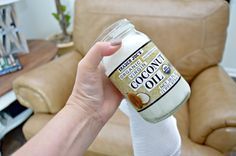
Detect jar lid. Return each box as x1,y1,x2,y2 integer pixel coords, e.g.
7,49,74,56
95,19,134,42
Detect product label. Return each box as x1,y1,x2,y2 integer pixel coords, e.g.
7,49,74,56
109,41,181,112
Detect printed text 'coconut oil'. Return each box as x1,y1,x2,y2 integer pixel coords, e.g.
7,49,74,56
95,19,191,123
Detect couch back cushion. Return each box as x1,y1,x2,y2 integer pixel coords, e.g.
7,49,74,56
73,0,228,82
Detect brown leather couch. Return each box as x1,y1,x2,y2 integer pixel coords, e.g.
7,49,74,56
13,0,236,155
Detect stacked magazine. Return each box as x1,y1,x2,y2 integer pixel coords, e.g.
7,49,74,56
0,54,22,76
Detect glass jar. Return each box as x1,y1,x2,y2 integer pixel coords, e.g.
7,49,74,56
95,19,191,123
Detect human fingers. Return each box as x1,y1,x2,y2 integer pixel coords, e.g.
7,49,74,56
80,40,122,70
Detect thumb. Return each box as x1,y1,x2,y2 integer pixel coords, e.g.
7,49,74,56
80,40,122,70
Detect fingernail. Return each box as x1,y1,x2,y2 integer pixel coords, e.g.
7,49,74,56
110,39,122,46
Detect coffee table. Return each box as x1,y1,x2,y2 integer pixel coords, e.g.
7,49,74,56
0,39,58,140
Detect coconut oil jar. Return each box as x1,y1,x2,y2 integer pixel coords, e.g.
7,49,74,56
95,19,191,123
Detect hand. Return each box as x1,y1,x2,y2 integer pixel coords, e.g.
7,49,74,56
67,41,123,125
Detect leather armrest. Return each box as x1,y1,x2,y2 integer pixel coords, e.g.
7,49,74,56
13,51,83,113
23,113,54,140
205,127,236,153
189,66,236,152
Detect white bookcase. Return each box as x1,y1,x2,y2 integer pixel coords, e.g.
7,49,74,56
0,91,32,140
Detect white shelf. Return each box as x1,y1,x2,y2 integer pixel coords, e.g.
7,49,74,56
0,91,16,111
0,90,32,142
0,108,33,140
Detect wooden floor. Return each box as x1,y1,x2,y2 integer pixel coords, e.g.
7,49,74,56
0,123,26,156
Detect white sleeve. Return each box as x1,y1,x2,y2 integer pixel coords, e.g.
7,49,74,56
119,100,181,156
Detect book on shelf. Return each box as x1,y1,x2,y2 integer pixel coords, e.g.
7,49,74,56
0,54,22,76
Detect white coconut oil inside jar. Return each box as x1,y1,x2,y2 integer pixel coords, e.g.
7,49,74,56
95,19,191,123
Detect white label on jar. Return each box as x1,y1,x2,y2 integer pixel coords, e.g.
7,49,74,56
108,41,181,112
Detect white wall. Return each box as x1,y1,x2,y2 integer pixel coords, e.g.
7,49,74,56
14,0,75,39
221,0,236,77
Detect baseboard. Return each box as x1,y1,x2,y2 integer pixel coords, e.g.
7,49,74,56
222,67,236,78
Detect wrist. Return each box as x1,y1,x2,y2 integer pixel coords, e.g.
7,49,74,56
34,100,105,156
65,96,105,127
